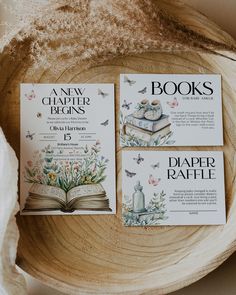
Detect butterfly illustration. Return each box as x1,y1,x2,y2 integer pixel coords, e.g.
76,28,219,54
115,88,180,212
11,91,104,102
138,87,147,94
26,131,35,140
151,162,160,169
148,174,161,186
167,97,179,108
133,153,144,165
125,169,136,177
101,119,109,126
37,112,42,118
122,99,132,110
25,90,36,101
98,88,108,98
124,75,136,86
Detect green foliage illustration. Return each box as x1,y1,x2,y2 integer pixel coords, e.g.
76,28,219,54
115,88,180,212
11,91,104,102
24,142,108,192
122,191,168,226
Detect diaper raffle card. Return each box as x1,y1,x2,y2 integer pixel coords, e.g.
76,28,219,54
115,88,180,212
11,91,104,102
20,84,116,215
120,74,223,147
122,151,225,226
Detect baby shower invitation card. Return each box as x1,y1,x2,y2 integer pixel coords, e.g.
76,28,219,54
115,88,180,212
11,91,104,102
20,83,116,215
122,151,225,226
120,74,223,147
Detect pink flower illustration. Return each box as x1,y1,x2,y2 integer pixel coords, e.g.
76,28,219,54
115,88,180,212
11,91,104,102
37,175,42,181
27,160,33,167
74,166,79,172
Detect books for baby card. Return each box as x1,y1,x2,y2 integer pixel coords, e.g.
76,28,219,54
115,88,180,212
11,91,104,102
20,84,116,215
120,74,223,147
122,151,225,226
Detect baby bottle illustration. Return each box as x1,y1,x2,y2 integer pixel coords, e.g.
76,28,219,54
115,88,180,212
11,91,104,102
132,181,146,213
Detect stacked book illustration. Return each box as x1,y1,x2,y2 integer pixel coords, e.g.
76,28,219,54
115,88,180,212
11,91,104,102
124,99,171,143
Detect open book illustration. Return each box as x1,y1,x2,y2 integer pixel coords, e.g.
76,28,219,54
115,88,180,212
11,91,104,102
23,183,111,212
22,142,112,214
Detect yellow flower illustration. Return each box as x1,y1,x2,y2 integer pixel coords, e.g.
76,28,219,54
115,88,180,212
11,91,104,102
48,172,57,182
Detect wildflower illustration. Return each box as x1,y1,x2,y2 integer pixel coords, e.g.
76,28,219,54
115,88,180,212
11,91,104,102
24,142,109,192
